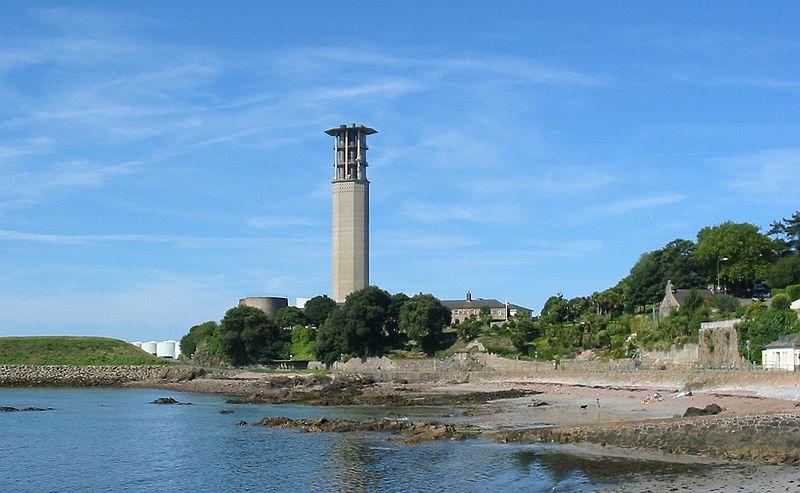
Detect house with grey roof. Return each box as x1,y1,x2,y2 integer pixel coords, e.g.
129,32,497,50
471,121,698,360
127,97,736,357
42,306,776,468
659,281,755,317
441,291,532,325
761,333,800,371
659,280,714,317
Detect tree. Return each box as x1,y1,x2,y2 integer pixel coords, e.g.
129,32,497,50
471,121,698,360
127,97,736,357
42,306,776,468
313,286,393,365
507,312,541,354
218,305,289,365
180,321,218,357
592,281,627,317
540,294,571,324
385,292,410,346
303,295,338,327
456,316,483,342
779,211,800,254
314,310,348,366
275,306,307,329
398,294,451,354
766,254,800,288
711,294,740,317
737,308,800,363
695,222,775,296
626,239,702,311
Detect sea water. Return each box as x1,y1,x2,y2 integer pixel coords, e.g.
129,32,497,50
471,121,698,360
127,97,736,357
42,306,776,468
0,387,709,492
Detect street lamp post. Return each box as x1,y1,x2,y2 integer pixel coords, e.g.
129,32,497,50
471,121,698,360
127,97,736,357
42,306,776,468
717,257,729,293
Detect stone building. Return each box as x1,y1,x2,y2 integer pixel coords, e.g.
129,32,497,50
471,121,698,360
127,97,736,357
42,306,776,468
441,292,532,325
659,280,714,317
326,124,375,303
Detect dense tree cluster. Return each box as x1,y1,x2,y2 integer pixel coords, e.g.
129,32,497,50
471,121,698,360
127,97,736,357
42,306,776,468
506,211,800,362
181,288,453,367
315,287,453,366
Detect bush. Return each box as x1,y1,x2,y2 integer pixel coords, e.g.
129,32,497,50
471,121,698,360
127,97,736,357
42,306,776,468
771,293,791,310
786,284,800,301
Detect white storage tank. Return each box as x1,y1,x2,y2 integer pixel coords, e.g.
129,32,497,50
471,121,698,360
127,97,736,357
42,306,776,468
156,340,176,358
141,341,158,355
174,340,182,359
129,341,142,349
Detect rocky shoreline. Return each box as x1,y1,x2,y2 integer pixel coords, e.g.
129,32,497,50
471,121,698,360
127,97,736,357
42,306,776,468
245,416,478,443
0,364,205,386
492,412,800,465
4,364,800,467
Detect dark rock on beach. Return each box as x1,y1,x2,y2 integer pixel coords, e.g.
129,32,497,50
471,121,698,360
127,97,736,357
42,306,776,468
683,403,723,417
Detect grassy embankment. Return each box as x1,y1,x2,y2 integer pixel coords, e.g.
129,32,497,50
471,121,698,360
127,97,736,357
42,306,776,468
0,336,167,365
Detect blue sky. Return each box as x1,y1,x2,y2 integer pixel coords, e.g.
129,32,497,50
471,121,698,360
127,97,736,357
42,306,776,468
2,1,799,340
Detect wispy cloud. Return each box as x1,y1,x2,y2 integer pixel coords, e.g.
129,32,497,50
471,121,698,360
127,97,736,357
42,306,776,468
374,231,480,252
0,160,138,212
248,216,315,229
400,201,502,224
573,194,686,218
278,47,605,87
0,229,326,247
461,168,618,197
439,56,605,86
717,148,800,201
668,72,800,90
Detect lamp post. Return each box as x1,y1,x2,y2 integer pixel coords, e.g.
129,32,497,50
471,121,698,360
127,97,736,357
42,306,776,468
717,257,729,293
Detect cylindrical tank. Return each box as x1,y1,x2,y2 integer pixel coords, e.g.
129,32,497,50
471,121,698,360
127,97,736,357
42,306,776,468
129,341,142,349
238,296,289,318
140,341,158,355
156,340,176,358
173,340,182,359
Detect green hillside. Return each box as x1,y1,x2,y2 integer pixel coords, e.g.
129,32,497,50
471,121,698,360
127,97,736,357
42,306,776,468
0,336,167,365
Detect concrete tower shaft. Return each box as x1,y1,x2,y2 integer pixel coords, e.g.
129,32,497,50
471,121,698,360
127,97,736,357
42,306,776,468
325,124,376,303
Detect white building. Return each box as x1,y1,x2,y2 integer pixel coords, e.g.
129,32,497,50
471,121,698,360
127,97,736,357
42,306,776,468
761,333,800,371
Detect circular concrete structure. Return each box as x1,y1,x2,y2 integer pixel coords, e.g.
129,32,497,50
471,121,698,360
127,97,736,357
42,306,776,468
238,296,288,318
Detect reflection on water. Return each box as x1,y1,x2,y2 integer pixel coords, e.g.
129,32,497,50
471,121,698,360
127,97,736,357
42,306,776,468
514,448,710,490
0,388,712,493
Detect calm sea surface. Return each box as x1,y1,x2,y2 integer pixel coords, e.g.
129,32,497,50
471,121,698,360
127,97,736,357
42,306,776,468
1,387,712,492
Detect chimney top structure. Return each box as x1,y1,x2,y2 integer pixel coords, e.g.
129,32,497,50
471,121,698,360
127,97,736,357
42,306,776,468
326,124,376,303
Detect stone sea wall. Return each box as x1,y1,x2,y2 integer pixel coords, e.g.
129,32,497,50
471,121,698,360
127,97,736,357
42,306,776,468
0,365,201,386
498,412,800,464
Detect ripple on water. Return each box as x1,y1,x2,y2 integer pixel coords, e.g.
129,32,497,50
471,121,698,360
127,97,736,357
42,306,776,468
1,388,714,492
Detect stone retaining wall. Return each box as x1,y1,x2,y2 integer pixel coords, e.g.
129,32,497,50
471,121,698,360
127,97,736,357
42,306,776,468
499,412,800,464
0,365,189,386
